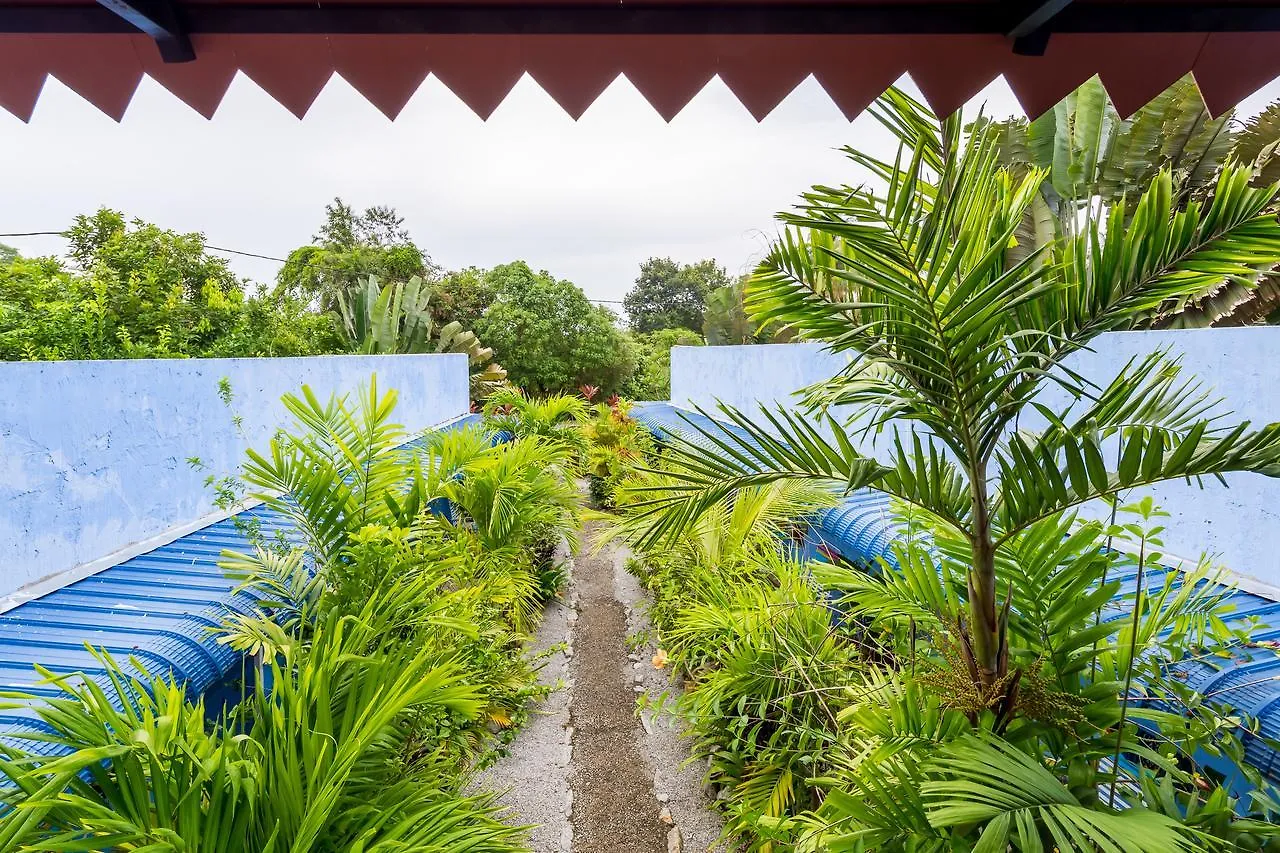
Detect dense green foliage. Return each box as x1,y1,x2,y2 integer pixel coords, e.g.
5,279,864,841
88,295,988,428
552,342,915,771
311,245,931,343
0,208,653,398
579,397,653,508
0,197,767,399
984,75,1280,327
613,439,1280,851
429,266,497,329
607,86,1280,851
276,198,438,309
0,210,339,360
624,257,730,334
476,261,636,395
701,276,795,345
623,327,702,400
0,378,581,850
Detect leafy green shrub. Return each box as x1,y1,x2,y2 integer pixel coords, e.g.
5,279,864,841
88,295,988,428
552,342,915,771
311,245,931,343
581,398,653,508
0,377,584,849
482,387,589,461
474,261,636,395
615,450,1280,850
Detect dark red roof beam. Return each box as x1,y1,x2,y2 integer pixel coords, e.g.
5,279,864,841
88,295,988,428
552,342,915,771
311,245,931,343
4,3,1280,39
95,0,193,60
1007,0,1074,55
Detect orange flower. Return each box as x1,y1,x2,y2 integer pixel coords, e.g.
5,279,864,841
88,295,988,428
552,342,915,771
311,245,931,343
652,649,669,669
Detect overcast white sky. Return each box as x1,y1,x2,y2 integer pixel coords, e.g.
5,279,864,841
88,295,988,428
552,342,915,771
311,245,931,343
4,71,1280,306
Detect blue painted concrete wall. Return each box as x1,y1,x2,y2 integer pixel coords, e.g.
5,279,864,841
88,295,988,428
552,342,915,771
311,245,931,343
1052,329,1280,591
0,355,469,595
670,343,852,422
670,331,1280,590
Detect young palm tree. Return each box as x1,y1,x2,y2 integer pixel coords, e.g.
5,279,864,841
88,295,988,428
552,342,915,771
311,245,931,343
482,388,588,451
632,88,1280,709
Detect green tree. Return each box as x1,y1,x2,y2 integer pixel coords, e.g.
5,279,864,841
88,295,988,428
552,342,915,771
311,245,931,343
0,210,338,360
637,88,1280,703
623,328,702,400
66,208,241,300
276,197,437,309
429,266,496,329
1,210,248,359
203,293,342,358
476,261,635,394
624,257,729,333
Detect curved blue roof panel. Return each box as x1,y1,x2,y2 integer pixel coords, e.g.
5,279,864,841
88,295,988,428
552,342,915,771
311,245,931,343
0,413,481,759
633,402,1280,795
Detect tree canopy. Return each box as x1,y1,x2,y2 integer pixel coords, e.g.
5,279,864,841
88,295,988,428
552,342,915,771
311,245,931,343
475,261,635,395
623,328,702,400
0,208,336,360
428,266,495,329
623,257,729,333
276,198,438,308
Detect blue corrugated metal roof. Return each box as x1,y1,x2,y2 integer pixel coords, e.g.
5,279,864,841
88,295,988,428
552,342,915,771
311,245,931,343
632,401,1280,796
0,413,485,760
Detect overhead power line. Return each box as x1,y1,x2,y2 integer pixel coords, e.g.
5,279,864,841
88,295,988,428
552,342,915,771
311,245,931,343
0,230,627,305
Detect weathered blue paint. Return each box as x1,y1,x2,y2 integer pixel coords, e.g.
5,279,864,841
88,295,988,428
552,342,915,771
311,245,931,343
0,355,470,597
671,332,1280,590
671,343,849,416
1045,329,1280,593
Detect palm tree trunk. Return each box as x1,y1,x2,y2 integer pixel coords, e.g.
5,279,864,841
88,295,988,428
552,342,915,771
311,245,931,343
968,472,1000,688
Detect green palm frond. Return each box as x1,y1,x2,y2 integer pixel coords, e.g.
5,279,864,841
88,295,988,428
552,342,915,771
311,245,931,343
993,419,1280,535
798,750,941,852
972,515,1119,679
1042,165,1280,347
816,531,963,631
219,546,323,622
1032,351,1224,446
1232,98,1280,188
242,377,408,563
622,404,893,550
608,470,837,567
923,736,1196,853
445,435,579,552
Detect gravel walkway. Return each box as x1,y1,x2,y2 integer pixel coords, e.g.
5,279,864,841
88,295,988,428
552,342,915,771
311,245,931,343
482,517,723,852
616,543,725,852
569,517,669,852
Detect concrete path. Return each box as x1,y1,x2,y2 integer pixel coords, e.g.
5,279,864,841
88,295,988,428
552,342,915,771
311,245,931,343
473,537,576,852
481,518,723,852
